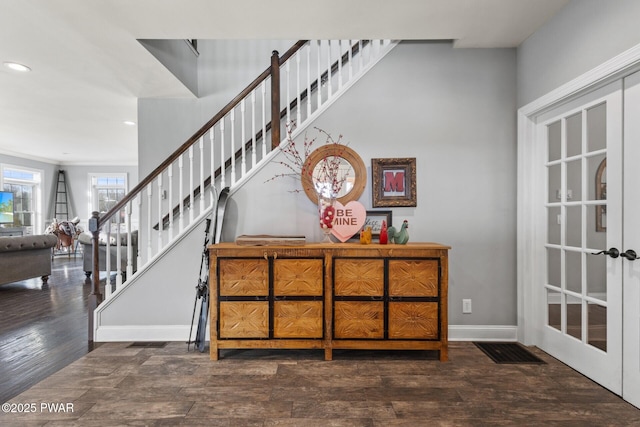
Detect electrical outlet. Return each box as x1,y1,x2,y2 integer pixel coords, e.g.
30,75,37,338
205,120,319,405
463,299,472,314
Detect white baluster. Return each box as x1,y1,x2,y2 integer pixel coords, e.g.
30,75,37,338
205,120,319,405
220,119,226,188
126,201,133,279
261,81,267,157
241,100,246,177
338,40,343,89
359,40,363,71
286,60,291,125
327,40,333,98
251,90,257,168
105,217,112,298
178,155,184,232
157,174,163,251
210,127,215,199
115,212,122,288
296,51,301,124
167,163,173,239
136,193,142,267
317,40,322,108
230,110,236,185
348,39,353,80
189,146,194,223
146,184,152,259
199,136,205,214
306,43,311,118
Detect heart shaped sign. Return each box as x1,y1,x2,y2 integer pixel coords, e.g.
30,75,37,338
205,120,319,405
331,201,366,242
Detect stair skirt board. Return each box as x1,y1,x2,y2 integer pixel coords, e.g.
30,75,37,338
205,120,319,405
95,325,518,342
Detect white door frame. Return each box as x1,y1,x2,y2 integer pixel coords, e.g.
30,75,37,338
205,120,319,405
517,43,640,347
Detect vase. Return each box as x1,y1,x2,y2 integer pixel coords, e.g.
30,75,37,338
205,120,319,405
318,193,336,243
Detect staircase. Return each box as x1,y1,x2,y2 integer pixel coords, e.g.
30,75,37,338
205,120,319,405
91,39,397,341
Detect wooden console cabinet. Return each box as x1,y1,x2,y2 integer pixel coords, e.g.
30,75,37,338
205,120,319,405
208,242,450,361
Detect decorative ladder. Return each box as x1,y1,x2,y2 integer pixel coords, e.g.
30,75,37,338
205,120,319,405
54,170,69,220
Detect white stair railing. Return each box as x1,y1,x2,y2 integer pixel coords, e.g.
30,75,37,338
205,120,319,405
90,39,396,309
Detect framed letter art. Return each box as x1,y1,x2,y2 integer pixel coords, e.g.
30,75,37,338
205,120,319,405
371,158,417,207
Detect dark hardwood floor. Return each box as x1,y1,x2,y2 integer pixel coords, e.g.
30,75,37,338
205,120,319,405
0,255,102,403
1,256,639,424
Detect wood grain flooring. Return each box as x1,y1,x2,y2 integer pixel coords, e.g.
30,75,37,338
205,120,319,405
0,256,102,403
1,257,639,425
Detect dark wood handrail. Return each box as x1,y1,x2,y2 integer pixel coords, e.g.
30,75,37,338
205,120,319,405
98,40,307,229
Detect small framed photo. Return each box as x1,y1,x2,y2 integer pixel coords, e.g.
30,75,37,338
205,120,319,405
363,210,392,237
371,158,417,207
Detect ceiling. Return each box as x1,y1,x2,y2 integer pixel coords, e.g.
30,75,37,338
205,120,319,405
0,0,569,166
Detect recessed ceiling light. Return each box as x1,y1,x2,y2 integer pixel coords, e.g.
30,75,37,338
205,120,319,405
123,121,136,126
3,62,31,72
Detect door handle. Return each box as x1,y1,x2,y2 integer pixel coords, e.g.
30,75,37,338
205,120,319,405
621,249,640,261
592,248,620,258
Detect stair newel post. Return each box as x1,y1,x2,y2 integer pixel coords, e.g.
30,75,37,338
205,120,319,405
88,210,103,342
270,50,280,150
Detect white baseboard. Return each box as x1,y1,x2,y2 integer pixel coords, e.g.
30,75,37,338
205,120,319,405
95,325,206,342
448,325,518,342
96,324,518,343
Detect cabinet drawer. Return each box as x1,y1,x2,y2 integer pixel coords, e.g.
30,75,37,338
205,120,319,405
274,301,323,338
219,302,269,338
334,301,384,339
274,259,323,296
219,259,268,296
334,259,384,296
388,302,438,339
388,259,439,297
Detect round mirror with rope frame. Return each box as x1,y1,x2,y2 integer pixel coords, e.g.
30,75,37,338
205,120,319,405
300,144,366,205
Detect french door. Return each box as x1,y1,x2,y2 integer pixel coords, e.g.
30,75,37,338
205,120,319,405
538,80,623,395
536,75,640,407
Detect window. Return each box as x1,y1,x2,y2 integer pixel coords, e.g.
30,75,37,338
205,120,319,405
1,165,43,234
89,173,128,227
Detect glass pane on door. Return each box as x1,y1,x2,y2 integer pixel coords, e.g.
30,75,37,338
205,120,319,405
566,297,582,341
588,302,607,351
547,288,561,332
545,101,608,353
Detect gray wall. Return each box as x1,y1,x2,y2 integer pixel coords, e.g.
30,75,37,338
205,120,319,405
138,40,295,176
230,41,517,326
517,0,640,107
107,40,517,331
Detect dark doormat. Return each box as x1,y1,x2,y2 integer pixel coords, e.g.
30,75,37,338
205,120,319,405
128,342,167,348
474,342,546,364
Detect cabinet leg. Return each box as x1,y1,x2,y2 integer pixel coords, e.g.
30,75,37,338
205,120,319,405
210,345,219,361
324,348,333,361
439,347,448,362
